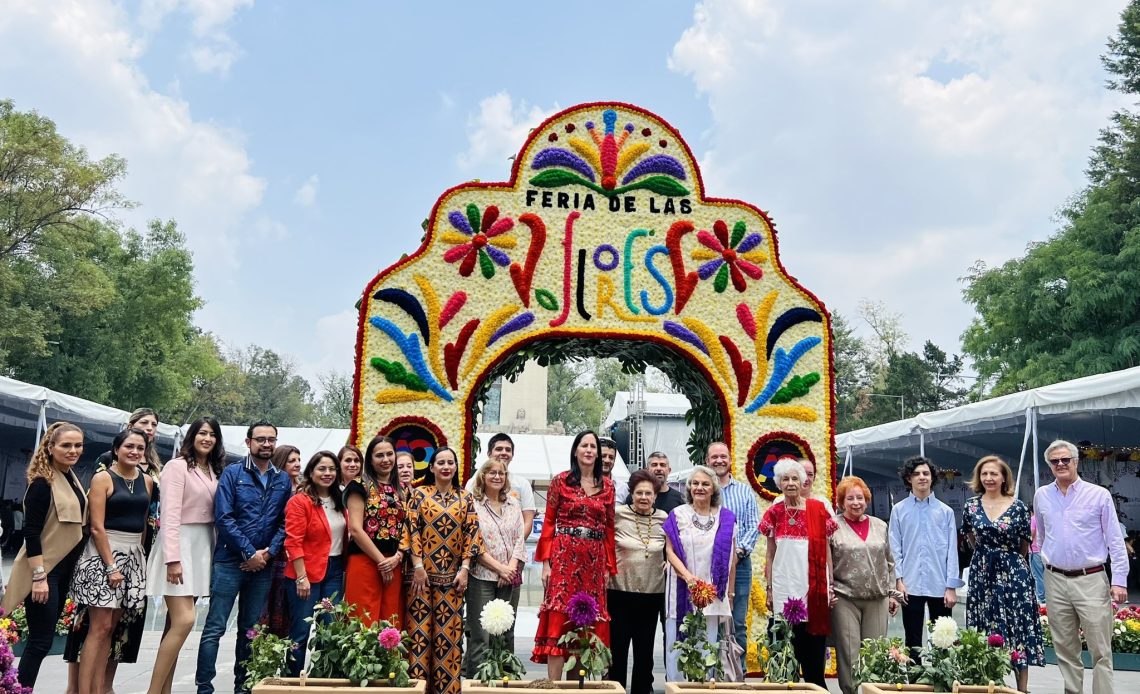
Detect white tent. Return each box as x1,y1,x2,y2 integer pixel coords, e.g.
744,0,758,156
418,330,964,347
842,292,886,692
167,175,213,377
603,391,693,472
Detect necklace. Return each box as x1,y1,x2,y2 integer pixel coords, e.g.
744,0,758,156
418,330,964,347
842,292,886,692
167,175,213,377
633,510,655,558
119,470,140,494
786,504,803,527
692,511,715,532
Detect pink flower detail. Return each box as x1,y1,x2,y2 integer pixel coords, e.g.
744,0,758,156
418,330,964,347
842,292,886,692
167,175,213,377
379,627,401,649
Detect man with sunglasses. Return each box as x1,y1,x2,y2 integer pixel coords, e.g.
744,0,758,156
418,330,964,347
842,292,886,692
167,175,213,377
1034,439,1129,694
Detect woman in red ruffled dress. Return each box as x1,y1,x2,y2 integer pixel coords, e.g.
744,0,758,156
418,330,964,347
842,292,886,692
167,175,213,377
532,430,617,679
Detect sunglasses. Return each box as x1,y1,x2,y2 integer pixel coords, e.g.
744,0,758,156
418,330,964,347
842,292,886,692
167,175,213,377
1047,456,1074,467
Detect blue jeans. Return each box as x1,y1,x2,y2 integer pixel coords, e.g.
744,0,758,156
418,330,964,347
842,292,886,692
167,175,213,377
284,555,346,676
195,559,274,694
1029,552,1046,603
731,555,751,672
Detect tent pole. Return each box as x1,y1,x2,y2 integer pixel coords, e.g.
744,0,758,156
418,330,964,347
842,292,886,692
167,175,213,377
842,448,852,478
919,431,925,457
35,402,47,447
1031,409,1040,492
1015,407,1032,498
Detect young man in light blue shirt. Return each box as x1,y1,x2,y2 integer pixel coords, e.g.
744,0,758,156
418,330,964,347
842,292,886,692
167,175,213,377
888,456,963,659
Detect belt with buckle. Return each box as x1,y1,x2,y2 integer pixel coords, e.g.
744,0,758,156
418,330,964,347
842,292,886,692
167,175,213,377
1046,563,1107,577
555,526,603,541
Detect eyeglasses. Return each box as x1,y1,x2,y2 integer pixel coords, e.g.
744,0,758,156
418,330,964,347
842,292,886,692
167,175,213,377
485,471,506,478
251,436,278,445
1047,456,1074,467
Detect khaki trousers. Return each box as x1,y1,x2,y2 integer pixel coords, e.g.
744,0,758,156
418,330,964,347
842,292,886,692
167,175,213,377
1043,568,1114,694
831,594,889,694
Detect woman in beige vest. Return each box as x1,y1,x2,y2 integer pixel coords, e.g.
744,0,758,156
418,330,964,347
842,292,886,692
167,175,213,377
2,422,88,689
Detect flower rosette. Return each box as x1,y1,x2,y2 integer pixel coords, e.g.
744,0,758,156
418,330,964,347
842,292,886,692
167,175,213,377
689,579,718,610
930,616,958,649
480,598,516,636
567,591,600,628
378,627,402,650
474,600,526,683
781,596,808,625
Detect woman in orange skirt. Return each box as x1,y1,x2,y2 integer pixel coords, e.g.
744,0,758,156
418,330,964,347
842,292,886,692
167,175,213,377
344,435,407,626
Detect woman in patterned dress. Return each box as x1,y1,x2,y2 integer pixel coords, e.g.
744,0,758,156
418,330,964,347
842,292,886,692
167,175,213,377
963,455,1044,693
345,435,407,626
829,476,899,694
406,447,484,694
760,458,837,688
532,430,618,679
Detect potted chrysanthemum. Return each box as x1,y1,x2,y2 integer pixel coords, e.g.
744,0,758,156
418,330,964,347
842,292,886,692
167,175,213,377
557,592,612,681
472,599,526,685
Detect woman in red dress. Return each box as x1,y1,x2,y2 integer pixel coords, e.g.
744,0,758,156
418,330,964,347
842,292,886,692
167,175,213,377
532,430,618,679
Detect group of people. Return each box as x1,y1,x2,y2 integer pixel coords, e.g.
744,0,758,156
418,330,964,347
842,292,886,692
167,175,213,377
2,411,1130,694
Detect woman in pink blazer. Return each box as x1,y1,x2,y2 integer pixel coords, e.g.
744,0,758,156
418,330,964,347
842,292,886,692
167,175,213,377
284,451,348,675
145,417,224,694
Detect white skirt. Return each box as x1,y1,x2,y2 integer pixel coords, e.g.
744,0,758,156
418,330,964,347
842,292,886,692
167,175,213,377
146,522,214,597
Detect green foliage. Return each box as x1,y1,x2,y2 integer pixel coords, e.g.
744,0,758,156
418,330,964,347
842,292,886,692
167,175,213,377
473,633,527,685
853,636,912,688
314,371,354,428
547,361,607,432
831,312,874,432
671,611,720,682
242,624,293,689
910,627,1013,692
556,625,612,680
305,599,411,687
763,615,800,684
770,372,820,404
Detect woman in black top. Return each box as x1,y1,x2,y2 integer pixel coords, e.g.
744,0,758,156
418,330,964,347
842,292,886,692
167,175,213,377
69,428,154,694
0,422,88,689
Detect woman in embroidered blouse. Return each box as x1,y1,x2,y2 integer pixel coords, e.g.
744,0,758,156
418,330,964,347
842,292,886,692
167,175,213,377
406,447,484,694
284,451,348,675
760,458,837,688
963,455,1043,693
338,444,363,490
609,469,668,693
829,475,898,694
464,458,526,677
663,465,736,682
145,417,223,694
3,422,87,689
345,434,407,627
533,430,617,678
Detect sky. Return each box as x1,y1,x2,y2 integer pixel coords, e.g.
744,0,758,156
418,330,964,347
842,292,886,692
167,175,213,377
0,0,1132,391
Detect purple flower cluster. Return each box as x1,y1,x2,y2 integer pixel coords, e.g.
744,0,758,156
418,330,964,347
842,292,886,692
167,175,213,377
567,591,600,628
0,636,28,694
782,597,808,625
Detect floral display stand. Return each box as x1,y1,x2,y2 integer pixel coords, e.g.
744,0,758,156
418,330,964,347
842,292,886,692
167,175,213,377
665,683,827,693
10,634,65,657
859,685,1019,693
252,678,427,693
463,680,624,694
1042,646,1140,671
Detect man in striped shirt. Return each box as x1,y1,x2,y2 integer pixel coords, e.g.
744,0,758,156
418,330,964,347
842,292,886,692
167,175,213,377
708,441,759,673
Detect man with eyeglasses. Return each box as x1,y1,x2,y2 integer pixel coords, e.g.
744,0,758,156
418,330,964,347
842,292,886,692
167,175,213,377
1034,439,1129,694
196,420,292,693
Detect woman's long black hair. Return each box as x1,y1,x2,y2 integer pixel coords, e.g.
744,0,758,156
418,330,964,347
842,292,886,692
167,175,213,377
422,446,458,487
566,430,601,488
179,417,227,477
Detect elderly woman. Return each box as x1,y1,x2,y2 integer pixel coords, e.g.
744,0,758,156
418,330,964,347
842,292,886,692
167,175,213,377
663,465,737,682
963,455,1044,693
760,458,837,688
829,476,898,694
608,469,668,694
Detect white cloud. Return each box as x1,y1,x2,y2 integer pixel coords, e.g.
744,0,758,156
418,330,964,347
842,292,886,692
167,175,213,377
670,0,1128,354
297,309,361,384
251,216,288,240
457,92,556,172
293,174,320,207
139,0,253,74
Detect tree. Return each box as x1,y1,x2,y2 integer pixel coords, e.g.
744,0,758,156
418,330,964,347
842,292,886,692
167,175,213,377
962,0,1140,394
832,312,873,432
237,346,317,426
547,360,606,432
314,370,353,428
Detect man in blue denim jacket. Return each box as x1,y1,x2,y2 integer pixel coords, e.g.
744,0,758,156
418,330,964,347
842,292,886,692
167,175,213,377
196,421,292,693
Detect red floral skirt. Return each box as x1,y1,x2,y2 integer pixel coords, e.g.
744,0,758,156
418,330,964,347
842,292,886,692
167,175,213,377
530,608,611,664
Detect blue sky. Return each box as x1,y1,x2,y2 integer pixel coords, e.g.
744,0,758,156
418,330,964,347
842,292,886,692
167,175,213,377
0,0,1131,389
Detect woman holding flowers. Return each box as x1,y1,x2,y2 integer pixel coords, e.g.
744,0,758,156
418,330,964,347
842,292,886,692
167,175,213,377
829,475,898,694
663,465,737,682
760,458,837,688
406,446,484,694
464,459,526,677
3,422,87,689
962,455,1043,692
609,469,668,693
345,435,407,627
283,451,348,675
533,431,618,680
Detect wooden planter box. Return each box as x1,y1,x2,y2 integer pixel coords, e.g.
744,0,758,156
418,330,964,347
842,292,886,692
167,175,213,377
253,678,427,693
1042,646,1140,671
665,684,827,693
859,685,1019,693
463,681,624,694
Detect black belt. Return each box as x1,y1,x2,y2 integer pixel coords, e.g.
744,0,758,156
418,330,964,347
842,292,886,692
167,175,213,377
555,526,603,541
1046,563,1106,578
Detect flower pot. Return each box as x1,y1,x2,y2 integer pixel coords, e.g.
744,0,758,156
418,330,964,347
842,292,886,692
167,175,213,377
462,680,624,694
10,634,66,657
1042,646,1140,671
858,685,1020,693
253,678,428,693
665,683,827,693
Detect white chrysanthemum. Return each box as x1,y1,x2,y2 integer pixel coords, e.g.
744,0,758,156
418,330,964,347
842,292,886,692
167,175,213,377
930,617,959,649
480,599,516,636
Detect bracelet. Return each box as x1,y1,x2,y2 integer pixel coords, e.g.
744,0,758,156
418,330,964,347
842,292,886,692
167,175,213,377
297,576,308,582
32,576,47,584
414,563,425,570
31,566,46,576
458,566,469,573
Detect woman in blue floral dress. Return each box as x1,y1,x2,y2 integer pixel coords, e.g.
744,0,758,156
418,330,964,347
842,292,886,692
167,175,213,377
963,455,1043,693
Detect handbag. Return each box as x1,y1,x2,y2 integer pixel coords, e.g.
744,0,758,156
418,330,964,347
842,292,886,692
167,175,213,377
718,618,746,682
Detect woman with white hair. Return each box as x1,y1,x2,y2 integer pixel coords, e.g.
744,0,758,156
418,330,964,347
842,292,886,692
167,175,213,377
662,465,738,681
760,458,837,687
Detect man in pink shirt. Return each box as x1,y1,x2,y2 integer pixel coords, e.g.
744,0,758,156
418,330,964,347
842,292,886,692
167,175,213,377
1034,439,1129,694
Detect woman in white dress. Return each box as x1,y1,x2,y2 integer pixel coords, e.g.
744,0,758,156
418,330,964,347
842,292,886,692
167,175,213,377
662,465,737,681
759,458,837,687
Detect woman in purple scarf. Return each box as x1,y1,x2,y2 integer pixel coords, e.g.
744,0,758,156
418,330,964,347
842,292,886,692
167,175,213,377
663,465,737,681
